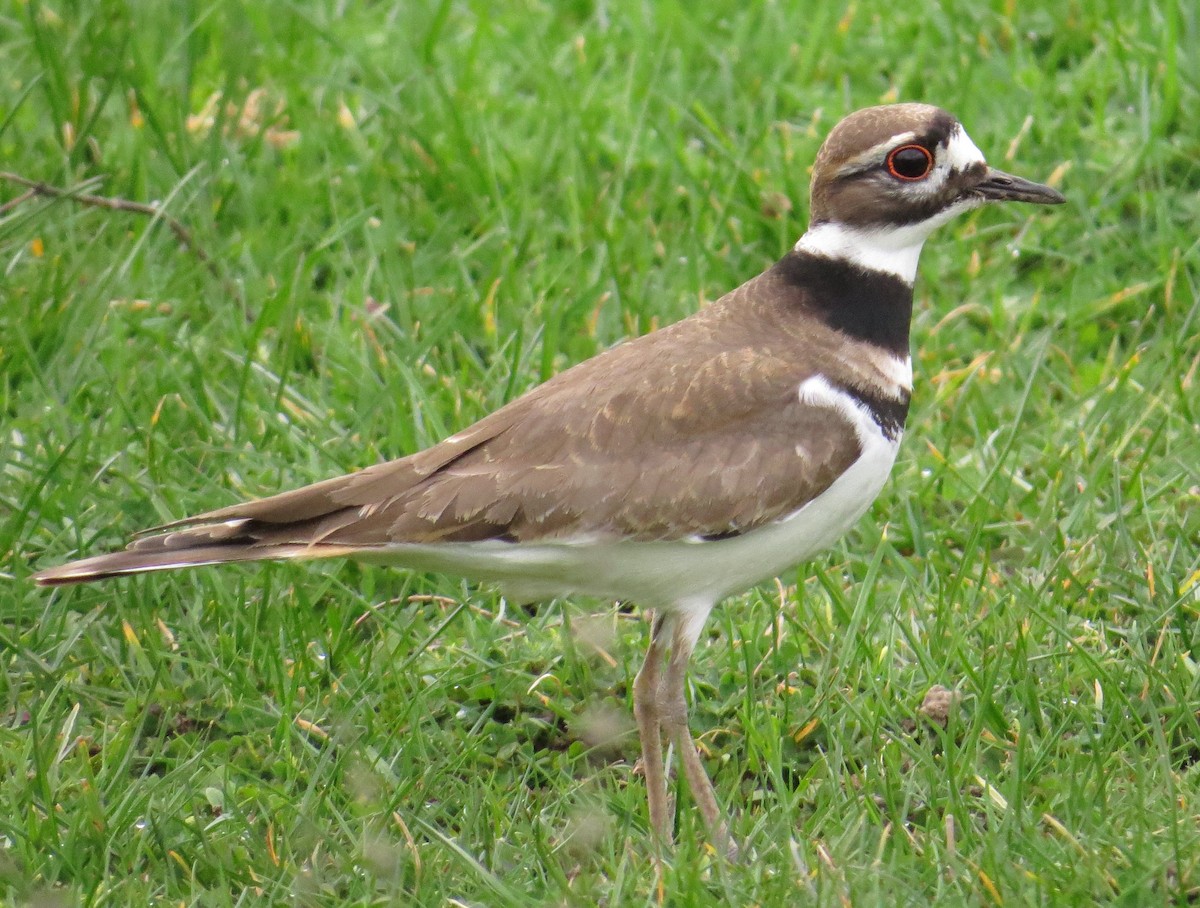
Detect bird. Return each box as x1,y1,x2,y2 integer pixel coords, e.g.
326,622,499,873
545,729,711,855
32,103,1064,858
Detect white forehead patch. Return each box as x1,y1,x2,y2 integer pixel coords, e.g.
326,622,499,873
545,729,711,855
944,124,986,172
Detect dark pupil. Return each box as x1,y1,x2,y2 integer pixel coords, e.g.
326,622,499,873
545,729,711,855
892,148,929,178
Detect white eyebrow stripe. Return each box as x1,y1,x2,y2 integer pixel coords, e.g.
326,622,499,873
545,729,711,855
838,131,920,173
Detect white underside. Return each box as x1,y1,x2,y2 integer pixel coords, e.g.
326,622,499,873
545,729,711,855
357,377,901,612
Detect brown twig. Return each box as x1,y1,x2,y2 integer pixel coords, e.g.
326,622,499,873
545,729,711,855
0,170,243,305
0,187,36,216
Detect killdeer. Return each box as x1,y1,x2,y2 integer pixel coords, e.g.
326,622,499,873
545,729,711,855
32,103,1064,857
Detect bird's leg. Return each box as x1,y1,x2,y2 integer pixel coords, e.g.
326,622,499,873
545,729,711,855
633,611,673,844
662,613,737,859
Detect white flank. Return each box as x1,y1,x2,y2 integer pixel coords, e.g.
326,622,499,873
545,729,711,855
795,375,893,449
879,354,913,397
855,346,913,400
358,379,900,614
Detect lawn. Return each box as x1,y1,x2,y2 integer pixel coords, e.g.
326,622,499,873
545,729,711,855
2,0,1198,904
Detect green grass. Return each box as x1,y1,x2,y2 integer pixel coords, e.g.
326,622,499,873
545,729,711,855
2,0,1199,904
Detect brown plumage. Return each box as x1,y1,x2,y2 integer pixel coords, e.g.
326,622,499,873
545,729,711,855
34,260,883,584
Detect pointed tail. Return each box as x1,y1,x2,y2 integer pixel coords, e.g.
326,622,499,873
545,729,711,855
31,543,339,586
31,515,365,586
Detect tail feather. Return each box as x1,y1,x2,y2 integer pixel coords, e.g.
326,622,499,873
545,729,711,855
32,413,515,587
31,541,358,586
32,495,380,586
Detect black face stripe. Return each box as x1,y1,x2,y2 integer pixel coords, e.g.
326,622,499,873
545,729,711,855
955,161,988,183
772,251,913,355
825,189,954,228
825,157,969,227
923,110,960,149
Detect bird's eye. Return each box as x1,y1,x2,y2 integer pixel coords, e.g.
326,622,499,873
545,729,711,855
886,145,934,181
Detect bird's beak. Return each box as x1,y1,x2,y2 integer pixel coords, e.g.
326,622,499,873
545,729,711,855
973,167,1066,205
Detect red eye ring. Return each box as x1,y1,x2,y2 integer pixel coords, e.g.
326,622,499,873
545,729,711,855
886,144,934,181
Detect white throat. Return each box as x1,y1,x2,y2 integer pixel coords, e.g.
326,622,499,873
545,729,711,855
793,222,923,283
793,208,968,284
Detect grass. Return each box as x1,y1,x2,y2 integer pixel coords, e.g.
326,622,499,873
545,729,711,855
2,0,1198,904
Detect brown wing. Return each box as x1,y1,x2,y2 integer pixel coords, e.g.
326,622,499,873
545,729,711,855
366,356,860,543
164,310,863,548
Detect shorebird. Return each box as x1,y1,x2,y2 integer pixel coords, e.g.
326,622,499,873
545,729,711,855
33,103,1064,856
